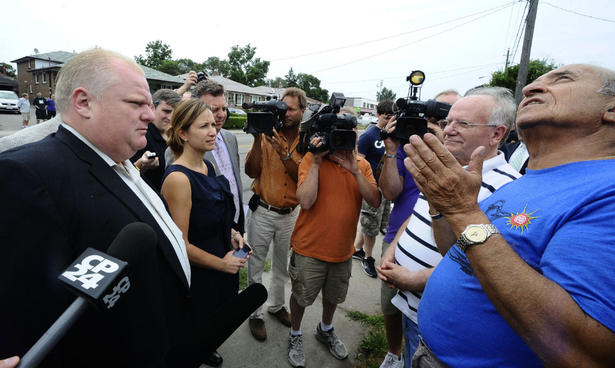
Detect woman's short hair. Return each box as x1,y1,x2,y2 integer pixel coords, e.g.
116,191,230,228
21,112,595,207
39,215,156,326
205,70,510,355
166,99,211,158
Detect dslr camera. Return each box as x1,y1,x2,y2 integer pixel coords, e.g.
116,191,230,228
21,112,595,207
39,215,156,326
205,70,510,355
381,70,451,142
242,98,288,136
298,92,357,154
196,71,208,83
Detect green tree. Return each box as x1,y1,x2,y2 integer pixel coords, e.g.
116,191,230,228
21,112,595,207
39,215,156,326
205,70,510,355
202,56,229,76
265,77,285,88
296,73,328,102
226,44,270,87
176,58,203,74
488,59,559,93
377,87,396,102
0,62,16,78
158,60,181,76
135,40,173,70
284,68,298,88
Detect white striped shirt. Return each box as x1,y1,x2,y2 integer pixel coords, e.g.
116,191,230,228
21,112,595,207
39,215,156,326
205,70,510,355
391,152,520,322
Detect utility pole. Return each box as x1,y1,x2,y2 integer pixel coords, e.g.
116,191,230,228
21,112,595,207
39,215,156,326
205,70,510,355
514,0,539,105
505,48,510,70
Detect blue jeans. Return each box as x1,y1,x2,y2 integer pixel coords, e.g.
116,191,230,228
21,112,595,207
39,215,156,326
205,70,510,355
402,314,420,368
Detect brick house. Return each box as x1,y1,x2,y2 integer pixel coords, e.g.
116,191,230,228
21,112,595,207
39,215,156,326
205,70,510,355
11,50,183,97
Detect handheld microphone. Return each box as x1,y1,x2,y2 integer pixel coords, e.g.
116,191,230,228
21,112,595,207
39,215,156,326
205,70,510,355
17,222,157,368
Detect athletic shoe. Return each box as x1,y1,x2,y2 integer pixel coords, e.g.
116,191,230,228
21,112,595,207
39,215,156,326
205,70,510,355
379,352,403,368
362,256,377,278
288,334,306,367
352,248,366,260
315,324,348,360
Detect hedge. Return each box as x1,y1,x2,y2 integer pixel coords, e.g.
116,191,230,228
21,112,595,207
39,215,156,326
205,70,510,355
226,115,247,130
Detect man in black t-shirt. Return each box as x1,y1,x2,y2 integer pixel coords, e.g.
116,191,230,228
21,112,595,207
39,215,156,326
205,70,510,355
131,89,181,193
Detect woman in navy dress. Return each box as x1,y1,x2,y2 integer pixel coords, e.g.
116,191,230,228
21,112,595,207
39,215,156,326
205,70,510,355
161,99,250,366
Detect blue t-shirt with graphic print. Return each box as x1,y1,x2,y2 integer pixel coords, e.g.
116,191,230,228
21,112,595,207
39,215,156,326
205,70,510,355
418,159,615,367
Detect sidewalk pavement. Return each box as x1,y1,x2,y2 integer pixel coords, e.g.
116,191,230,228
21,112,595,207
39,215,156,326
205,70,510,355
215,233,387,368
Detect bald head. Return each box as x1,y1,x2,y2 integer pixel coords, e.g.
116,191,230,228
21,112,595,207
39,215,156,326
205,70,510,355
55,48,144,114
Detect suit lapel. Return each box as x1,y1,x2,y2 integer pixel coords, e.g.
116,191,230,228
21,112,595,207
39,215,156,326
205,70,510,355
56,126,190,289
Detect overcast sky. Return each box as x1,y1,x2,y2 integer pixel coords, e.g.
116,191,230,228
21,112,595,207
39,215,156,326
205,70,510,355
2,0,613,101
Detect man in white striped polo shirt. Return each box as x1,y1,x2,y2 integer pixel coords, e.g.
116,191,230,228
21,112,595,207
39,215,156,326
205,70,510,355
377,87,521,366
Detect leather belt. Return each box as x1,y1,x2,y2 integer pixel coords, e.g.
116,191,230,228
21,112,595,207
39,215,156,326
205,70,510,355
258,199,295,215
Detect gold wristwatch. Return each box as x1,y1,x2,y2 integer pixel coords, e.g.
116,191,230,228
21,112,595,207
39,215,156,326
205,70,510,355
456,224,499,252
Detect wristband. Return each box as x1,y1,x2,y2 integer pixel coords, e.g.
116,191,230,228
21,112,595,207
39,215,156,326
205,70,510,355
385,153,396,159
280,152,292,161
429,212,443,220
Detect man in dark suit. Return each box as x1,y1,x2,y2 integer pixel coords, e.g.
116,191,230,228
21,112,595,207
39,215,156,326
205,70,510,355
192,80,245,234
0,49,202,367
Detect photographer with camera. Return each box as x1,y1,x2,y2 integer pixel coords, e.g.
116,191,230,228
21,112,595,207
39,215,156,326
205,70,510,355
375,86,460,368
244,87,306,341
176,70,198,97
286,118,380,367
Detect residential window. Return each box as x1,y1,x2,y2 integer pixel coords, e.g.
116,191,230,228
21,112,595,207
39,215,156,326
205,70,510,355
35,73,39,84
42,73,47,84
29,85,32,93
28,59,31,69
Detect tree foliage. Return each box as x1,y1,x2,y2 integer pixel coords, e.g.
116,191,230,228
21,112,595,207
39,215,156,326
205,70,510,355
0,62,16,78
135,40,173,70
202,56,229,76
226,44,270,87
377,87,396,102
265,77,285,88
488,59,559,93
296,73,328,102
284,68,298,88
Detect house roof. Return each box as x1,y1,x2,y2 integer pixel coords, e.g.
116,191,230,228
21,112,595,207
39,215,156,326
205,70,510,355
177,73,270,96
140,65,183,84
11,51,77,64
11,50,182,85
0,74,18,87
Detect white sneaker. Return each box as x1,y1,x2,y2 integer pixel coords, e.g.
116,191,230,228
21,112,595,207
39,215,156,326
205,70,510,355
288,334,306,367
379,351,403,368
315,324,348,360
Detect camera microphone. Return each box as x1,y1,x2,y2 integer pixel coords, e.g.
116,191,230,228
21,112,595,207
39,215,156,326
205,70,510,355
17,223,157,368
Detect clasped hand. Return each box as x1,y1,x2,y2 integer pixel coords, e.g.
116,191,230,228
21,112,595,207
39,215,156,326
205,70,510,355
403,133,484,218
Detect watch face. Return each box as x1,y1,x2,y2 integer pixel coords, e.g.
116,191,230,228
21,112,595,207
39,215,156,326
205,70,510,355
465,225,487,243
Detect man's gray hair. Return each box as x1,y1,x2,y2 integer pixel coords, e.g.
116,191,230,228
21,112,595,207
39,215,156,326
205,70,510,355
55,48,143,114
465,86,516,134
597,80,615,96
192,80,225,99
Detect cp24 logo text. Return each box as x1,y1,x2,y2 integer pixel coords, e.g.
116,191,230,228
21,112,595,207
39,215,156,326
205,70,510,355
60,248,131,309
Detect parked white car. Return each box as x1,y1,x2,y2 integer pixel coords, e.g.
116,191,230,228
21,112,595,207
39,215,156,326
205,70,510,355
0,91,19,113
358,113,378,125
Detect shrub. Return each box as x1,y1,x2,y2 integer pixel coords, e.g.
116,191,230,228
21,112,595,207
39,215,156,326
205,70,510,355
226,115,247,130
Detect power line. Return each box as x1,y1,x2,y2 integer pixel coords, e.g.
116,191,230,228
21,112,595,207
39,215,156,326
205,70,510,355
510,1,529,63
271,1,517,62
542,2,615,23
327,62,504,85
309,4,515,74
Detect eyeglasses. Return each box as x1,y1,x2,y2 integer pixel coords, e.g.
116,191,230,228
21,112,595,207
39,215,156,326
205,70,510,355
438,119,498,130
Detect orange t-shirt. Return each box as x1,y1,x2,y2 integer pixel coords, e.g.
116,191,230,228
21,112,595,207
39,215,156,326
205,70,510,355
290,152,377,262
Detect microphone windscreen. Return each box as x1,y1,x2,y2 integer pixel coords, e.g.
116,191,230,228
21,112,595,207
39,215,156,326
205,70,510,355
106,222,157,263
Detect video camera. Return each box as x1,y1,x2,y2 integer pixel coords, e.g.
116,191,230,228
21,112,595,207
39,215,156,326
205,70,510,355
196,71,208,83
381,70,451,142
242,98,288,136
298,92,357,154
